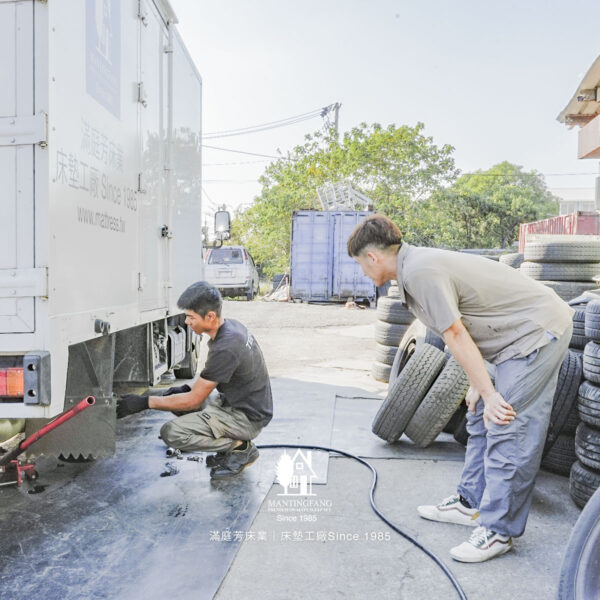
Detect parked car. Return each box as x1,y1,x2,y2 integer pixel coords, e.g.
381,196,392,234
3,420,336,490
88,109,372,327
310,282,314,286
204,246,260,300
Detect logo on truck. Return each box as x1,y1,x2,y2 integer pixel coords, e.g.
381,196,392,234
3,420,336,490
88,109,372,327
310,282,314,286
86,0,121,118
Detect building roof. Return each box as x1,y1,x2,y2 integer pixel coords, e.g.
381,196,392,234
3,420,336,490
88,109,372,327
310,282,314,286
558,55,600,127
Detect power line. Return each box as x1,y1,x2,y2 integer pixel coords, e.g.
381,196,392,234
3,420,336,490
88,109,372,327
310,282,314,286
202,144,288,160
202,106,330,139
203,159,270,166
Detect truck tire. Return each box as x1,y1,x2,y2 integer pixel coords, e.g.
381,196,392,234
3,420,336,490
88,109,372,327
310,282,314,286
375,343,398,366
559,482,600,599
575,422,600,471
541,281,598,302
583,341,600,383
585,299,600,340
376,296,413,325
372,344,446,443
578,380,600,429
371,361,392,383
541,434,577,476
375,321,409,346
499,252,524,268
569,460,600,509
520,262,600,282
443,402,467,434
543,350,583,456
524,240,600,263
405,357,470,448
174,340,199,379
571,306,588,349
563,401,581,436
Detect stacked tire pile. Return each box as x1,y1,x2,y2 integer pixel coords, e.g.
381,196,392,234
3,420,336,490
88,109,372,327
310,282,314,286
372,321,472,448
570,300,600,507
520,238,600,301
371,284,413,383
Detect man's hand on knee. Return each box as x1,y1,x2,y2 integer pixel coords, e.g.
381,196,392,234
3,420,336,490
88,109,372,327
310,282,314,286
117,393,149,419
482,391,516,428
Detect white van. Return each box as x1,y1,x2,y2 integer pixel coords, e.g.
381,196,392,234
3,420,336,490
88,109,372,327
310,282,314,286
204,246,260,300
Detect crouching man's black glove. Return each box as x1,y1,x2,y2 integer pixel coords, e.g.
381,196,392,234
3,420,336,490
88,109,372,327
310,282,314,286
117,394,149,419
162,384,191,397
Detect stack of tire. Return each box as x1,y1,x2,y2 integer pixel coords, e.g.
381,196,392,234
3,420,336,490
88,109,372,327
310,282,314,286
372,320,473,447
570,300,600,508
371,283,413,383
520,238,600,301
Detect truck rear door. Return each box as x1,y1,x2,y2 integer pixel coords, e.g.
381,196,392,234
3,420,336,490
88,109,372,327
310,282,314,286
0,1,38,333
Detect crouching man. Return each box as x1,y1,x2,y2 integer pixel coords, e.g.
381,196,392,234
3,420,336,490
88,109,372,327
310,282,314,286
117,282,272,480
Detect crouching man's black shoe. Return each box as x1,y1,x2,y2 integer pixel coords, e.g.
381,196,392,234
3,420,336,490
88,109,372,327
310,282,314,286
210,441,259,479
206,451,229,468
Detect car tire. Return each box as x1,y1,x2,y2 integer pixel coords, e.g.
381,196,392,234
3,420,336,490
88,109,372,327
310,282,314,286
575,422,600,471
372,344,447,443
405,357,470,448
541,434,577,476
375,343,398,366
443,402,467,434
371,361,392,383
583,341,600,383
541,281,599,302
520,262,600,282
499,252,524,268
376,296,414,325
543,350,583,456
174,339,199,379
375,321,409,346
578,380,600,429
524,240,600,263
585,299,600,341
569,460,600,509
559,481,600,599
453,413,470,446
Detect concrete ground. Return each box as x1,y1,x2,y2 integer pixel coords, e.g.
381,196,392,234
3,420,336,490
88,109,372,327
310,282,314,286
213,299,581,600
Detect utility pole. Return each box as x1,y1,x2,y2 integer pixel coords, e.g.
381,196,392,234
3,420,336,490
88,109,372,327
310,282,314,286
333,102,341,140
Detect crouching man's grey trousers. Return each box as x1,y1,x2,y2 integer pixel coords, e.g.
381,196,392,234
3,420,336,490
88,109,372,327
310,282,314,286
160,395,264,453
457,323,572,537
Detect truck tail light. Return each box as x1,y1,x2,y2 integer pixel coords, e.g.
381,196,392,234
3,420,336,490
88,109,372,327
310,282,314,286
243,248,249,261
0,368,25,397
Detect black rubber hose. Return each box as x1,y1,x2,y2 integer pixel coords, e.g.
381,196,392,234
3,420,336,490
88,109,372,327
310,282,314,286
256,443,468,600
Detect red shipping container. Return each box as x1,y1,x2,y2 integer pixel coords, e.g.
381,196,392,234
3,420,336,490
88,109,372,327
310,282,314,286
519,212,600,253
0,371,6,396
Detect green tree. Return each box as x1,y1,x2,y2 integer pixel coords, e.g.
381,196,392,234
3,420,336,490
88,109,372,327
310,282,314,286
231,122,458,276
425,162,559,249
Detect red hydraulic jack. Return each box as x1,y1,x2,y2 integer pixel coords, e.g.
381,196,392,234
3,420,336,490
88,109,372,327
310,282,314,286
0,396,95,487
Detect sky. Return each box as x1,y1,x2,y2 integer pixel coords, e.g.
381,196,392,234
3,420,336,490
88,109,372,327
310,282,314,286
170,0,600,223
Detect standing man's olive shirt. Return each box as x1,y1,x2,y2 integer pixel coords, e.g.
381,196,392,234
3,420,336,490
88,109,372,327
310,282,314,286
200,318,272,426
395,243,574,364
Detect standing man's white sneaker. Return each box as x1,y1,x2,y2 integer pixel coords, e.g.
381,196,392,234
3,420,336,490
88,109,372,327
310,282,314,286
417,494,480,526
450,526,513,563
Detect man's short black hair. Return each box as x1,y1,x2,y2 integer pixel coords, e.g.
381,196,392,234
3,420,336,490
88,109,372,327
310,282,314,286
347,214,403,257
177,282,223,317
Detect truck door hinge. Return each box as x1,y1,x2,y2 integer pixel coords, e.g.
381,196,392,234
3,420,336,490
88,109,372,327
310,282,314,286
160,225,173,239
137,173,146,194
138,1,148,26
0,113,47,147
137,82,147,107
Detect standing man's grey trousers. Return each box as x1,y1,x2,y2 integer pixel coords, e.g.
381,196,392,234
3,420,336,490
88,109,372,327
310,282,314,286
160,395,264,453
457,324,572,537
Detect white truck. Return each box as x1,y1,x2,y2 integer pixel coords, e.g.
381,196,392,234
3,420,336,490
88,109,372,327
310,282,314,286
0,0,204,459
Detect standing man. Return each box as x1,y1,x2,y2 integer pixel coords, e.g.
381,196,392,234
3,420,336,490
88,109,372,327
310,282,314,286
347,214,573,563
117,282,272,480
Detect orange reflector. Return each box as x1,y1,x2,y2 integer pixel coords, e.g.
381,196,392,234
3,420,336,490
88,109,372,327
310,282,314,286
5,368,24,396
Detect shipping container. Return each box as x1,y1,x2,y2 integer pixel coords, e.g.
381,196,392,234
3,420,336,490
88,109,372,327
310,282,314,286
289,211,376,303
519,211,600,253
0,0,203,458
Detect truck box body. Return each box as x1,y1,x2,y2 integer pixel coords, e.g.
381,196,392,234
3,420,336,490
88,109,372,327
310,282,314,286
0,0,203,455
289,211,376,303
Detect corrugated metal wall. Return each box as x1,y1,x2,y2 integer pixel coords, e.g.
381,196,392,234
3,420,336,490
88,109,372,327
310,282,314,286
289,210,376,302
518,212,600,252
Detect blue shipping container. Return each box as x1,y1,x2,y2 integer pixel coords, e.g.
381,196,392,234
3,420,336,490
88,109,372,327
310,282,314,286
289,210,376,303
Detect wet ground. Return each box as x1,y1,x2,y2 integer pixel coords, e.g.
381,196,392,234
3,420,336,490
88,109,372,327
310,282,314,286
0,299,581,600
